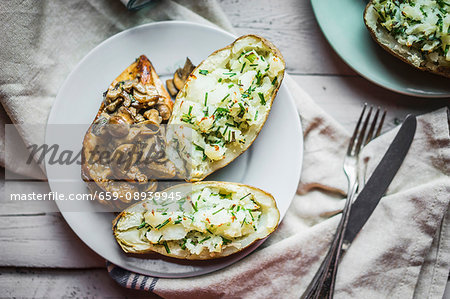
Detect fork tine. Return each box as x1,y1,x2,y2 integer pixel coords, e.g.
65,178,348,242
364,107,380,145
375,109,386,137
354,106,373,155
347,104,367,155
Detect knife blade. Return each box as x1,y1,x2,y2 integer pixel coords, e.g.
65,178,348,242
343,114,417,244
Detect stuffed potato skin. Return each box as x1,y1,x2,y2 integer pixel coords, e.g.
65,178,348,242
168,35,286,182
364,0,450,78
81,55,175,210
112,181,280,260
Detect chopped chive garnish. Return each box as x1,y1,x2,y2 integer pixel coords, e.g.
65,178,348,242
241,218,246,227
163,241,170,253
240,62,247,73
204,92,208,106
206,228,214,234
213,207,224,215
228,84,234,88
155,218,170,230
180,238,187,249
157,235,163,242
137,221,147,229
254,110,259,121
223,72,237,77
223,125,229,135
238,102,245,118
239,193,251,201
174,219,182,224
182,106,194,123
193,196,200,212
218,78,223,82
199,236,211,244
271,76,277,85
199,69,208,75
194,143,204,152
265,64,270,72
258,92,266,105
249,210,255,221
255,70,262,86
221,93,230,102
221,236,232,245
249,64,258,67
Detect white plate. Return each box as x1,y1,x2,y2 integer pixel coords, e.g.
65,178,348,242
46,21,303,278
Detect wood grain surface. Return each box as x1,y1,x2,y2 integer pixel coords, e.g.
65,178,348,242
1,0,448,297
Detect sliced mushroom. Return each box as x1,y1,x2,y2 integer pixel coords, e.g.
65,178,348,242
106,97,123,113
134,114,145,123
143,109,162,125
108,107,134,138
166,79,178,97
182,57,196,77
173,58,196,90
122,80,134,92
106,85,122,99
133,91,159,104
157,104,171,121
173,70,185,90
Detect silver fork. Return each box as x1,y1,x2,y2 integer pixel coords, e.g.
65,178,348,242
301,104,386,299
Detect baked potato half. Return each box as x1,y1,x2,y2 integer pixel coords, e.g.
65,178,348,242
167,35,286,181
81,55,180,209
364,0,450,78
112,181,280,260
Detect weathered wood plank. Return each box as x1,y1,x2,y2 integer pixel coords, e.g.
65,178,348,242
0,267,160,298
289,75,448,132
0,213,104,268
217,0,356,75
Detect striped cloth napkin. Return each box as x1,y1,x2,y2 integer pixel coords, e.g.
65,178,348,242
0,1,449,298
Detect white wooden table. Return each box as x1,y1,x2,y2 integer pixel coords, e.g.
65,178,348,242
1,0,449,297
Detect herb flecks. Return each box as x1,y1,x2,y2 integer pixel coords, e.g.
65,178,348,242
258,92,266,105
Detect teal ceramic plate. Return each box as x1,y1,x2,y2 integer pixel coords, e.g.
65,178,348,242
311,0,450,98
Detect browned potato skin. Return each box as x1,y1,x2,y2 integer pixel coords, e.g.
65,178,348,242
169,34,286,182
112,181,280,260
81,55,173,208
364,3,450,78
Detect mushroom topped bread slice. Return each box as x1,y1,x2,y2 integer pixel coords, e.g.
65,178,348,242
167,35,286,182
113,181,280,259
364,0,450,78
81,55,180,210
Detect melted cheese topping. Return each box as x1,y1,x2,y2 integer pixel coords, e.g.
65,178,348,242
115,186,263,255
169,38,284,178
373,0,450,61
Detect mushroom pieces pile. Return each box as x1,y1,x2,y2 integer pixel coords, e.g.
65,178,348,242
166,58,196,97
84,79,178,208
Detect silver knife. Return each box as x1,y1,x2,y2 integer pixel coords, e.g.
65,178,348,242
319,114,417,299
